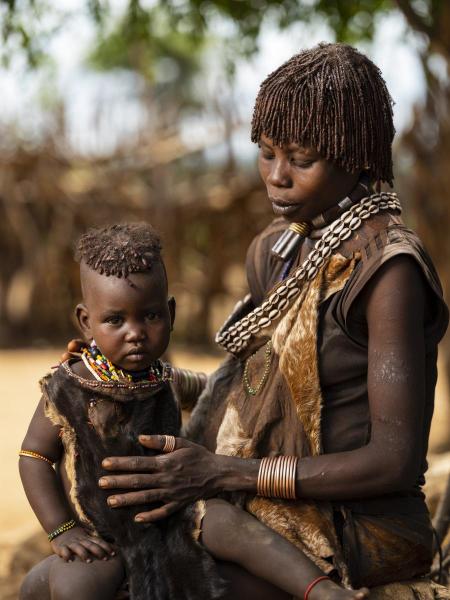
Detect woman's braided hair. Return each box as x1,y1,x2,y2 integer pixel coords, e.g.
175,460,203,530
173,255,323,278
75,222,163,278
251,42,395,184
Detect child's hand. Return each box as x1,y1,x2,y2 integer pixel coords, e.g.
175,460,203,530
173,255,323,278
50,525,116,562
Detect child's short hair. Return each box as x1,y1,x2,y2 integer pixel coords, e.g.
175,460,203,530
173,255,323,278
251,42,395,184
75,222,163,278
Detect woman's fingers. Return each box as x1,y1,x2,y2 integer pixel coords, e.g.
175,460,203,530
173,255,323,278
135,501,181,523
60,339,86,363
101,455,159,473
68,339,85,353
107,489,164,508
138,434,192,452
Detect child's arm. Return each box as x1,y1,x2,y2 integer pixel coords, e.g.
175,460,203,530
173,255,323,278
20,396,115,562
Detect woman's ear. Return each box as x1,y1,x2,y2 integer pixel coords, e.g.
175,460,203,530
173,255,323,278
75,303,92,339
168,296,176,331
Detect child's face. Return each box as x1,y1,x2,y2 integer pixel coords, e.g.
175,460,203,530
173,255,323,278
77,263,175,371
258,134,360,222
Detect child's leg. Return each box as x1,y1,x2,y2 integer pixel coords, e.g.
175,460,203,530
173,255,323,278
49,554,125,600
20,554,124,600
201,499,370,600
20,555,56,600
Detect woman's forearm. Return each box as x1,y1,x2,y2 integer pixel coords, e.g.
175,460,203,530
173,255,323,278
217,441,416,501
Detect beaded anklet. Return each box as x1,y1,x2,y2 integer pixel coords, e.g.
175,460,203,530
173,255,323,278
19,450,54,466
48,519,76,542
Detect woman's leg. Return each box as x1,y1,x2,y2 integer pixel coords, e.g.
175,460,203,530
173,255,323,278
202,499,370,600
19,554,125,600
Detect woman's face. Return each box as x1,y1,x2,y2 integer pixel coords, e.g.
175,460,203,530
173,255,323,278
258,134,360,222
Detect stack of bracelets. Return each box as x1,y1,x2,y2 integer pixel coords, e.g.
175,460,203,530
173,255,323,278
256,455,298,499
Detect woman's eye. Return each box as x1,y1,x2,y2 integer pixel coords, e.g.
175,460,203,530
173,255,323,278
258,146,274,160
105,316,123,326
291,158,313,168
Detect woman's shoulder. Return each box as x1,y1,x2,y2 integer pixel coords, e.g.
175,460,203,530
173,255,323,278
336,214,449,345
245,218,289,306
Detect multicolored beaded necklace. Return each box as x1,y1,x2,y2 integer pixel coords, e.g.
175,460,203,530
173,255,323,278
81,342,164,383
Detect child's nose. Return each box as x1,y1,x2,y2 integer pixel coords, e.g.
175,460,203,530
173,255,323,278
125,325,147,342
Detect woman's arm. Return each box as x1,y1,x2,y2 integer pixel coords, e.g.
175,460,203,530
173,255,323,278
99,255,429,519
293,254,427,499
20,397,115,560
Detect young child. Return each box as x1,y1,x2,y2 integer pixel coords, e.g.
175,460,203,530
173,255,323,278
20,222,370,600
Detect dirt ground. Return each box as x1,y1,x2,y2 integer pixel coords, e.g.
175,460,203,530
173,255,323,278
1,347,449,597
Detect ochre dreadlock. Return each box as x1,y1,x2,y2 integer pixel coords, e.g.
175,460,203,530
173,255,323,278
251,42,395,184
75,223,163,278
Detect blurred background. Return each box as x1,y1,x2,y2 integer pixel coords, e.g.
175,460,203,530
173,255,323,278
1,1,449,597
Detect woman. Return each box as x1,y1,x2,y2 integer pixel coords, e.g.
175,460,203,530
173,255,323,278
23,43,449,598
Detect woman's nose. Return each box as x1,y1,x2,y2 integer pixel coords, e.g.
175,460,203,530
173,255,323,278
266,157,292,188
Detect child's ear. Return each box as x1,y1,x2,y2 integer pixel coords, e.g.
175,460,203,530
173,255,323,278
168,296,176,331
75,303,92,339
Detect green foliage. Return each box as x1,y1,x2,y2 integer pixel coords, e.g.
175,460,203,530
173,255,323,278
1,0,397,71
88,4,203,85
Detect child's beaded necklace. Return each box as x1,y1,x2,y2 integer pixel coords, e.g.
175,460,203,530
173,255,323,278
81,341,164,383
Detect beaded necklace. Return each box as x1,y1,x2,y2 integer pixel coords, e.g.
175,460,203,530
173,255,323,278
81,342,164,383
243,340,272,396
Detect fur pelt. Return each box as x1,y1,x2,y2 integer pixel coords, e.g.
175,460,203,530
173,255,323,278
42,362,225,600
204,254,359,582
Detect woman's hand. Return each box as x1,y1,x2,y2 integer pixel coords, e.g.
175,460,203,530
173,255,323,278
99,435,259,523
60,339,86,363
51,525,116,562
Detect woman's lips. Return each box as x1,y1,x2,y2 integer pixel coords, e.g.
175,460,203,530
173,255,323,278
270,198,301,216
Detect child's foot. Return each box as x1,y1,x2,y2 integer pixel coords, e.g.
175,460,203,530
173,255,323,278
308,578,370,600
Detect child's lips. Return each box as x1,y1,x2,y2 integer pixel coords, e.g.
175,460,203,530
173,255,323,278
125,350,148,363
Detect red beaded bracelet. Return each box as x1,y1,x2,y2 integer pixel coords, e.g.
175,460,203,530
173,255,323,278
304,575,330,600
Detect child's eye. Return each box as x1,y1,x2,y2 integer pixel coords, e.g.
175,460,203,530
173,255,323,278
105,315,123,326
146,312,159,321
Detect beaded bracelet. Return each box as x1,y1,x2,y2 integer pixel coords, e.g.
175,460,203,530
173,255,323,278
257,456,298,500
19,450,54,466
48,519,76,542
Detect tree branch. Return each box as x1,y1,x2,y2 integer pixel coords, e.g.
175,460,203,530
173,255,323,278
395,0,434,37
